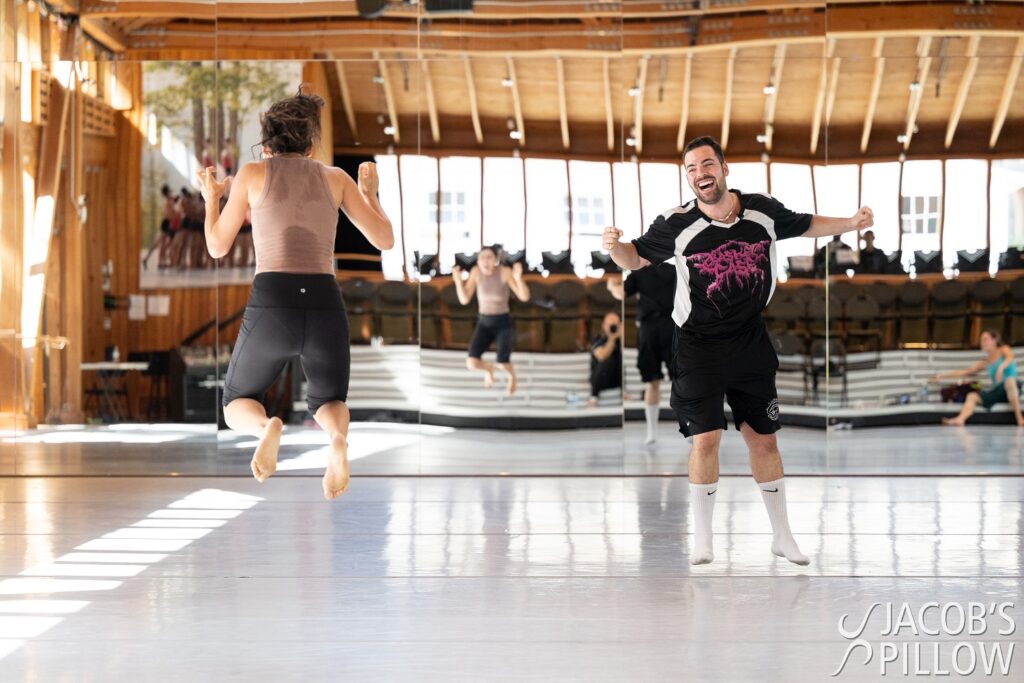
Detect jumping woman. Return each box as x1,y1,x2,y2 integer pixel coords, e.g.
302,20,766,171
196,88,394,499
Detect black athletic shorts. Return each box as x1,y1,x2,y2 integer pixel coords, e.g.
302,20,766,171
468,313,514,363
222,272,350,415
637,315,674,383
670,320,781,437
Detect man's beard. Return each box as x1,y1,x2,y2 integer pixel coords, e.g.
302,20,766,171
694,177,726,204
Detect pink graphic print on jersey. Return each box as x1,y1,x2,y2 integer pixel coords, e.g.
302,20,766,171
686,239,770,314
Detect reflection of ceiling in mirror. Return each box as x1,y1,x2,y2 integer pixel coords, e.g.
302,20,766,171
48,1,1024,159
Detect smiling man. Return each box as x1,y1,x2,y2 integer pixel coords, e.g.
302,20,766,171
603,135,873,566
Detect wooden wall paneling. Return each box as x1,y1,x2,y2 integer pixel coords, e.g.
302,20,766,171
0,0,27,427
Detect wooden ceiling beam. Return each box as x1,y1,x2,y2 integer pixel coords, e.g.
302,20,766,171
90,2,1024,59
332,59,360,140
902,35,933,151
422,61,441,144
989,35,1024,149
603,57,614,152
632,55,649,154
764,43,786,152
809,40,833,156
507,57,525,147
463,57,483,145
721,47,736,149
824,3,1024,40
556,56,570,150
859,37,885,153
944,35,980,149
80,17,129,53
86,0,822,21
675,53,692,153
824,47,841,132
375,52,400,144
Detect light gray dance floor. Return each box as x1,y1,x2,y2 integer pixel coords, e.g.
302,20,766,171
1,425,1022,680
3,422,1023,476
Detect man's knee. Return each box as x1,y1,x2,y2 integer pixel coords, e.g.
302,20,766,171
689,431,722,458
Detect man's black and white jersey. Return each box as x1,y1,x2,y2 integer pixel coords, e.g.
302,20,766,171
632,189,812,339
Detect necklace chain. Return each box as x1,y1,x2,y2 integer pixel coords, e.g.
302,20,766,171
707,193,737,222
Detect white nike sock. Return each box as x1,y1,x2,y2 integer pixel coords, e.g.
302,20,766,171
758,477,809,566
689,481,717,565
644,405,659,444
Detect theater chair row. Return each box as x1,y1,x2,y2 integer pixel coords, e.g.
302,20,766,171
766,277,1024,351
339,277,625,352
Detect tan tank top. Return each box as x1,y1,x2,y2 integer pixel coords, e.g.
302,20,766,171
250,156,339,275
476,267,510,315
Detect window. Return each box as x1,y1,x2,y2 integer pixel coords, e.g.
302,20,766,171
613,161,641,242
726,162,768,195
639,163,680,232
482,157,524,254
813,164,858,220
900,196,939,234
943,160,987,270
860,162,900,257
399,155,438,272
436,156,481,271
572,195,608,229
769,163,817,277
374,154,405,280
899,160,942,268
525,158,570,265
990,159,1024,271
568,161,613,275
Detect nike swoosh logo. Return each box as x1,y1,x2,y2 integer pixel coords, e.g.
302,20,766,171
762,487,778,493
707,490,716,495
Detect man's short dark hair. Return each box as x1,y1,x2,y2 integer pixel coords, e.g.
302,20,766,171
683,136,725,164
862,229,875,239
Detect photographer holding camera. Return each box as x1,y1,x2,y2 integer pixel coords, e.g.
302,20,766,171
588,311,623,407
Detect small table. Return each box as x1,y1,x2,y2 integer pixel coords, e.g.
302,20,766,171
81,362,150,422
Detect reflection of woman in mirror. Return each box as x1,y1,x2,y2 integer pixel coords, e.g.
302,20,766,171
220,137,236,178
143,184,179,270
452,247,530,395
608,262,676,444
196,87,394,500
588,311,623,407
934,329,1023,427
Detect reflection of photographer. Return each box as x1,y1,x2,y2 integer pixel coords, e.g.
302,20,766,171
588,312,623,406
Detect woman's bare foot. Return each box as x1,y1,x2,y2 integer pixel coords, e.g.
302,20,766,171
322,434,350,501
482,367,495,389
1016,414,1024,427
251,417,282,482
942,416,966,426
505,372,517,396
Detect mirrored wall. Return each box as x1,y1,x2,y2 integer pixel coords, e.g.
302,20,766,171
4,0,1024,477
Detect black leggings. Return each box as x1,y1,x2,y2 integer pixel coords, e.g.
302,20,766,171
222,272,350,416
468,314,514,363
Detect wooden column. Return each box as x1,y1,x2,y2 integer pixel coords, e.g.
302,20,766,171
302,61,333,166
0,0,27,428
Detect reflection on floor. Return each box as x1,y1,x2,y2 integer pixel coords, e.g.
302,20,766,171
0,475,1021,680
2,422,1022,476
